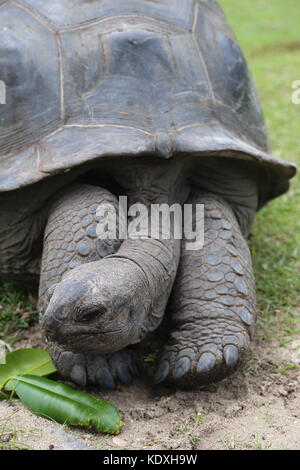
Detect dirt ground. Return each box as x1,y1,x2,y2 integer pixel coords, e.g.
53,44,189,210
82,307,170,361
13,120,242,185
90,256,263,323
0,324,299,451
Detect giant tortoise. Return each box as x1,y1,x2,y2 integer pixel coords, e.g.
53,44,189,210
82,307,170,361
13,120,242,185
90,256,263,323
0,0,296,389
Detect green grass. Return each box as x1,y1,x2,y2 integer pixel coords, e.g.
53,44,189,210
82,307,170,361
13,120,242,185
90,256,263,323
0,1,299,343
0,285,38,342
220,0,300,341
0,412,38,450
220,0,300,56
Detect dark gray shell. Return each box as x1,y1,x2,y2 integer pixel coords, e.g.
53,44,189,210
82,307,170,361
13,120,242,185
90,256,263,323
0,0,296,205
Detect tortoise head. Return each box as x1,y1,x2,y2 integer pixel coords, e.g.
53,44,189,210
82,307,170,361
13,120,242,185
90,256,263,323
40,258,151,354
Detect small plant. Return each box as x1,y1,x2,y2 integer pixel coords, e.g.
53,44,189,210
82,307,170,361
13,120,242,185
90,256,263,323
275,364,300,374
0,413,38,450
180,413,205,446
0,348,123,435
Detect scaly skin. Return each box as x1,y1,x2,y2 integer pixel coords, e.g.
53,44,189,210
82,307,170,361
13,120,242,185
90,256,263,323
154,192,256,388
38,183,122,314
49,345,138,389
39,183,138,389
40,160,185,388
0,159,258,389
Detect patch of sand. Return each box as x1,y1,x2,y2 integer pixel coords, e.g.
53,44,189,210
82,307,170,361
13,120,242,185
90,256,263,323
0,327,299,450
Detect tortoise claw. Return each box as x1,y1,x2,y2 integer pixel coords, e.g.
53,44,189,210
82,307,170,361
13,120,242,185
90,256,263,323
70,364,87,387
172,356,191,380
95,368,116,390
153,360,170,384
223,345,239,368
196,352,216,375
48,345,138,389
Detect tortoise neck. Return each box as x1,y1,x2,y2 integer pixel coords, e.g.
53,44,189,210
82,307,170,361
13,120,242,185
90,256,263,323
103,157,187,342
108,157,189,206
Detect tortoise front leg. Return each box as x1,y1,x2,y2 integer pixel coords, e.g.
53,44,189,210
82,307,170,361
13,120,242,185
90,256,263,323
154,192,256,387
39,183,137,389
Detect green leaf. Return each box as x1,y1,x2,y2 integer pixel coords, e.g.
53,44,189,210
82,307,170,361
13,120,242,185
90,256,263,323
12,374,123,435
0,348,56,390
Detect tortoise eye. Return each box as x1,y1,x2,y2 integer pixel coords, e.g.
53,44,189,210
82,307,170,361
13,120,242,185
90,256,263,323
77,305,107,323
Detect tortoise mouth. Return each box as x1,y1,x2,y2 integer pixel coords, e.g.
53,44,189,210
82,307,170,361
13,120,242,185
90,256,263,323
43,323,138,355
46,333,126,355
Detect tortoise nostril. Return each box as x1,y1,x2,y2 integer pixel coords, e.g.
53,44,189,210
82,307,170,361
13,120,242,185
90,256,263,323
43,327,58,343
41,314,61,332
44,331,53,343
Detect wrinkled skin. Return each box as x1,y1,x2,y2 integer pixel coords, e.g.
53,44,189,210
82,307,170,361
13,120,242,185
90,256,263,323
0,156,259,389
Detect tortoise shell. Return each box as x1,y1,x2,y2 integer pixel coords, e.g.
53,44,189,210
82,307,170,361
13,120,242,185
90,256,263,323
0,0,296,205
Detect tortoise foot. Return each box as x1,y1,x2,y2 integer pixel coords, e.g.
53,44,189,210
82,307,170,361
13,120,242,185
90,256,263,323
154,192,256,388
49,345,139,390
154,317,250,388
